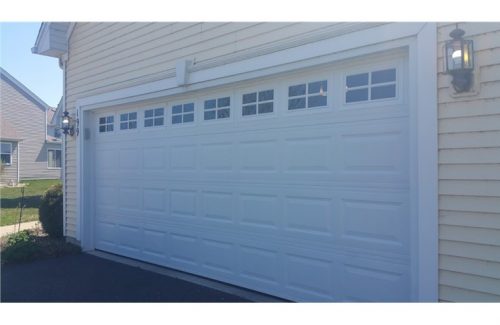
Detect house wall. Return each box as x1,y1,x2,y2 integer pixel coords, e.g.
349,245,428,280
0,77,61,180
0,141,18,185
63,22,383,241
437,22,500,301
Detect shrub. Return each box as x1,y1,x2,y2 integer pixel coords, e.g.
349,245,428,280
1,230,40,263
39,184,63,238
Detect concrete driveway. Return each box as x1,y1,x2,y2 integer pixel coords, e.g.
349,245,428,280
1,253,251,302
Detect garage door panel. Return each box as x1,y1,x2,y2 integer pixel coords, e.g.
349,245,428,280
201,190,235,223
239,244,281,286
337,191,410,255
92,53,414,301
340,258,410,302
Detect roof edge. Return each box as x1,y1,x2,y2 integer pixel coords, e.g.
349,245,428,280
0,67,50,111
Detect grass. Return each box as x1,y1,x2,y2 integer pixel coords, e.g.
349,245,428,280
0,228,81,265
0,179,61,226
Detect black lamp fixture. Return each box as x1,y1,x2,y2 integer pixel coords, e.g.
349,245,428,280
61,110,75,136
445,25,474,93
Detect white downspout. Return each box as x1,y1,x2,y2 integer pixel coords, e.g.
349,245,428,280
17,141,20,184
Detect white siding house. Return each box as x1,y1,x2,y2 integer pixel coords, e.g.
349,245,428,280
33,22,500,302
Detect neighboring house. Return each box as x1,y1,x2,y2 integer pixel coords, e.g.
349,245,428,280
0,68,62,185
32,22,500,302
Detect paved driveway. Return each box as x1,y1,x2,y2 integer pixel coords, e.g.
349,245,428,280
1,253,249,302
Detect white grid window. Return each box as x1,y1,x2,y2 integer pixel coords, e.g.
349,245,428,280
204,97,230,120
345,68,397,103
288,80,327,110
1,142,12,165
242,90,274,116
120,112,137,130
172,103,195,124
144,108,164,127
48,149,62,168
99,116,114,133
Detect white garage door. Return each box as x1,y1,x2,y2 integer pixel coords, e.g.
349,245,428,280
91,52,413,301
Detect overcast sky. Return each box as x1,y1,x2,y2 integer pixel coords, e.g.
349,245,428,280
0,22,62,107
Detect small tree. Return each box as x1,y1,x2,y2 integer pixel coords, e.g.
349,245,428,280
39,184,63,238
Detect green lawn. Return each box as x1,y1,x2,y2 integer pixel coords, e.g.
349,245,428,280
0,179,61,226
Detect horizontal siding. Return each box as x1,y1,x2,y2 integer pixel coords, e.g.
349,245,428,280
439,131,500,148
439,285,500,302
439,164,500,180
439,270,500,296
0,78,61,180
440,210,500,229
440,240,500,263
437,23,500,302
440,224,500,246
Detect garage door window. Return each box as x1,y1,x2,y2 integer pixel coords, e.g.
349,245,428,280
99,116,114,133
144,108,164,127
242,89,274,116
288,80,327,110
346,68,397,103
120,112,138,130
204,97,230,120
172,103,195,124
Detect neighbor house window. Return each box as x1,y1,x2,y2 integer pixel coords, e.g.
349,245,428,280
345,68,397,103
204,97,230,120
144,108,164,127
99,116,114,132
172,103,195,124
120,112,138,130
1,142,12,165
242,89,274,116
47,149,62,168
288,80,328,110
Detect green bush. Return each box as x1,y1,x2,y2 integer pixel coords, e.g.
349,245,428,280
39,184,63,238
1,230,40,263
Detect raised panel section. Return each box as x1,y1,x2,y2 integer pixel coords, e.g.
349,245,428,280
119,148,141,169
143,229,166,258
240,193,280,229
170,145,197,171
340,130,405,174
201,239,235,274
170,190,197,218
284,196,332,235
339,193,408,251
285,254,333,299
284,136,331,172
201,142,233,171
143,188,165,212
143,147,165,169
118,187,142,210
170,233,199,266
240,245,280,285
202,191,233,223
239,140,277,172
341,260,408,302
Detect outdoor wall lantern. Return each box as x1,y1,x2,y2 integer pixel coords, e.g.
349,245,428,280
445,26,474,93
61,110,76,136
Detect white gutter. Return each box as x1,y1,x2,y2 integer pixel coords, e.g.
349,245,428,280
62,58,67,238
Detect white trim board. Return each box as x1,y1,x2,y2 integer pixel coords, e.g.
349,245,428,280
76,22,437,302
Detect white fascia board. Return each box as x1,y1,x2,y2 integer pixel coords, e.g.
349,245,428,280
77,22,425,110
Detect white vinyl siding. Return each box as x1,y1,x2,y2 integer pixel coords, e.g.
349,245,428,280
437,22,500,302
